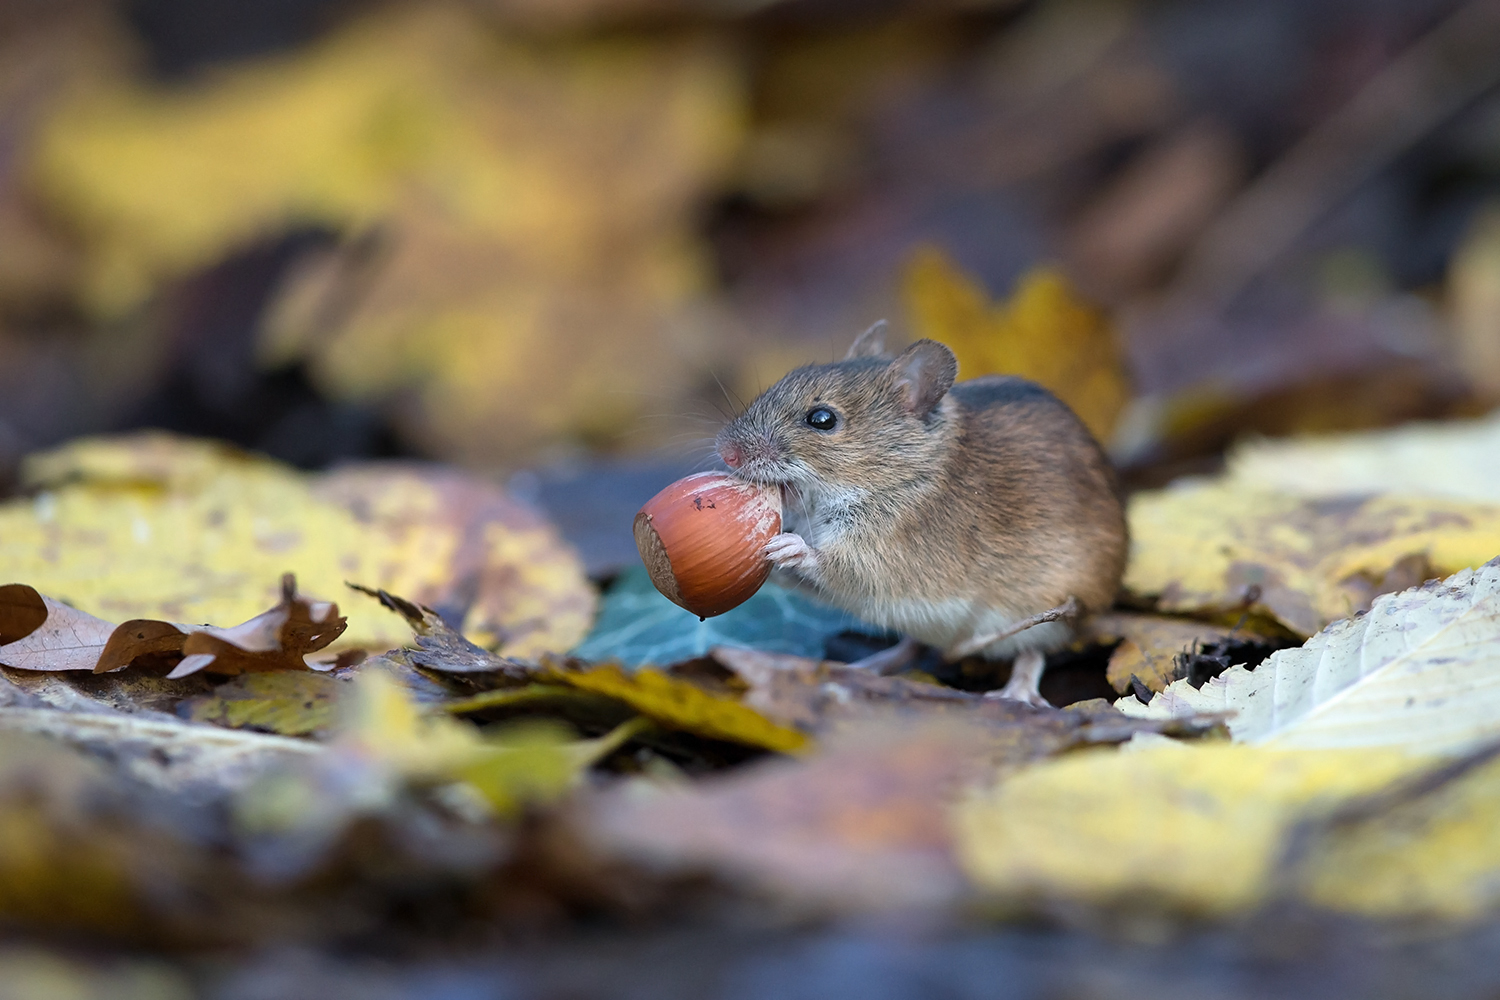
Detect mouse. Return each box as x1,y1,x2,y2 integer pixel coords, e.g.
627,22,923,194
713,323,1128,706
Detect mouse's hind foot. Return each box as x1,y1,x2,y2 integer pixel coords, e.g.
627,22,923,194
982,648,1050,707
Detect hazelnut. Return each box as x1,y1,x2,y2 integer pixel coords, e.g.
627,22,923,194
633,472,782,617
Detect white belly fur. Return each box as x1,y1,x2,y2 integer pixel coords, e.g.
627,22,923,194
843,594,1073,661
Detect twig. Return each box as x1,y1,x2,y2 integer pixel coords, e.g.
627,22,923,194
947,596,1081,660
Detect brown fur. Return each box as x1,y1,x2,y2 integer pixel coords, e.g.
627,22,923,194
715,338,1127,656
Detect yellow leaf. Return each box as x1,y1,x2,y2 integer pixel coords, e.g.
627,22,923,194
958,744,1414,915
956,742,1500,920
1125,481,1500,636
337,670,567,815
1301,748,1500,919
335,668,640,815
903,246,1130,442
1224,408,1500,504
540,660,811,754
1,433,594,657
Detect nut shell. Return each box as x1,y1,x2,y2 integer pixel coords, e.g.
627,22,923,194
633,472,782,617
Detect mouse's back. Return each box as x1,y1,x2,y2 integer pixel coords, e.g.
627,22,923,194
944,374,1127,614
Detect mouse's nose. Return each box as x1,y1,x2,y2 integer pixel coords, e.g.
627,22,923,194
718,442,743,468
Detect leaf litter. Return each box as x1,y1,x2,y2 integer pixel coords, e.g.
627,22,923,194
1,433,595,659
0,420,1499,970
0,573,346,678
1121,557,1500,755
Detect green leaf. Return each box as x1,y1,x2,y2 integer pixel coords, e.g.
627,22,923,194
570,566,875,668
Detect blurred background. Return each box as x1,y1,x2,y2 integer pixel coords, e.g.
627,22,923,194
2,0,1499,508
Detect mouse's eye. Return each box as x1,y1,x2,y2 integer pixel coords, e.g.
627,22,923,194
805,406,838,431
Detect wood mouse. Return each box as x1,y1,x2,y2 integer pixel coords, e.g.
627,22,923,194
713,324,1127,705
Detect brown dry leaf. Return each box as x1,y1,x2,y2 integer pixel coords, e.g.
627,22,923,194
1126,481,1500,636
903,245,1131,442
31,6,744,463
343,583,529,679
0,582,242,676
587,722,985,912
1084,612,1238,694
3,574,344,678
2,434,594,658
0,584,120,672
0,583,48,644
168,575,346,679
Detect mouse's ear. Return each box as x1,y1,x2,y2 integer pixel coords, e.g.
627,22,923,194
891,339,957,417
845,320,889,359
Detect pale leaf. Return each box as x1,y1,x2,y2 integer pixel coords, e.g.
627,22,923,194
1118,557,1500,755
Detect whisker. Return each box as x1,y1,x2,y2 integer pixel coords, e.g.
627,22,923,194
708,367,745,416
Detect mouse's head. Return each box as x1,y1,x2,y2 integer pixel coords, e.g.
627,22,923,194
715,326,958,499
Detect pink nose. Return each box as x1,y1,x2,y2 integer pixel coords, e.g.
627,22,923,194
719,442,743,468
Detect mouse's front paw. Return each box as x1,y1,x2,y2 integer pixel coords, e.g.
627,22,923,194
765,532,819,573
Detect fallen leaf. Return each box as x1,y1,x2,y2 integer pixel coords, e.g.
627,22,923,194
2,433,594,658
1223,409,1500,503
1297,743,1500,920
168,575,346,679
707,646,1213,757
588,723,985,912
571,565,865,669
348,583,529,679
1119,558,1500,756
954,743,1429,917
317,668,630,816
312,464,595,657
539,658,811,755
903,246,1130,443
1,665,217,718
1125,480,1500,635
0,584,48,644
0,576,339,677
1084,612,1238,694
0,586,116,671
179,673,343,737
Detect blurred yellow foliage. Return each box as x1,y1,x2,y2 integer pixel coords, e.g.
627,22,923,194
337,669,640,815
0,433,595,657
903,245,1130,442
30,4,746,463
1126,481,1500,636
956,742,1500,920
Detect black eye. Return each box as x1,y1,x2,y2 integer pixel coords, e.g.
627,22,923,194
805,406,838,431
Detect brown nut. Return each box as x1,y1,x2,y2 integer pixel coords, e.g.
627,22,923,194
633,472,782,617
